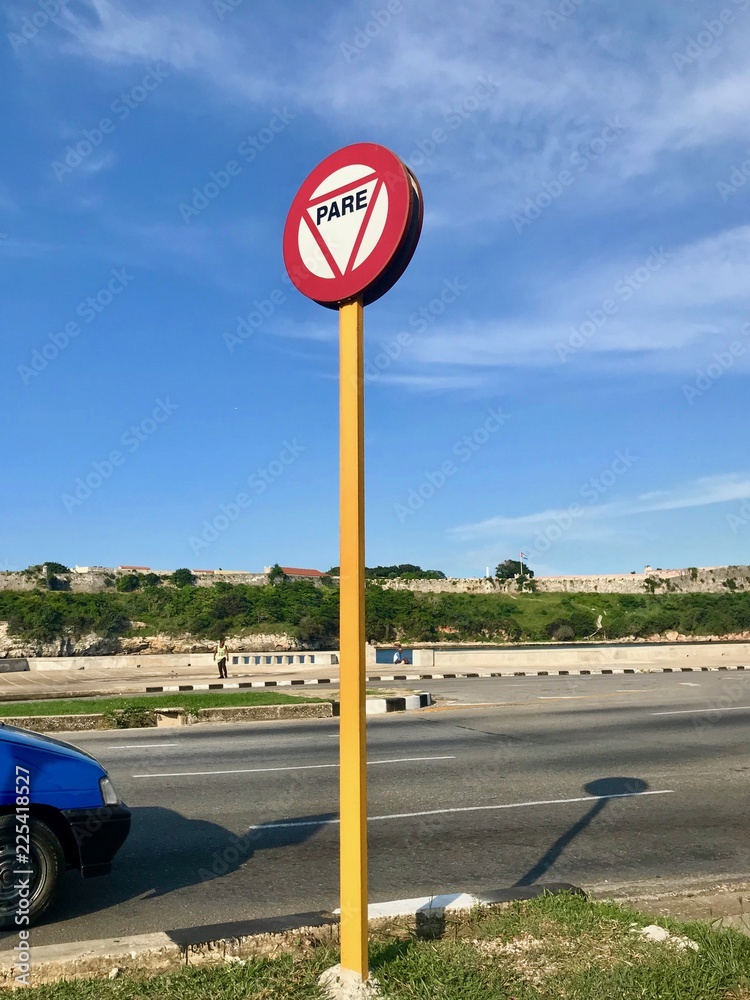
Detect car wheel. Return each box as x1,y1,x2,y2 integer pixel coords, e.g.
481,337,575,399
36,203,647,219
0,815,64,929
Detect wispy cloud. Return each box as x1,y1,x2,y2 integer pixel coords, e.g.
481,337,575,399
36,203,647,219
453,471,750,541
409,225,750,372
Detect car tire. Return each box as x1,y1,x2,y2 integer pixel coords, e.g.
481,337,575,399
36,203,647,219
0,814,65,929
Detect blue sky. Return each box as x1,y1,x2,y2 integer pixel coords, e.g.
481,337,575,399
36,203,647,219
3,0,750,578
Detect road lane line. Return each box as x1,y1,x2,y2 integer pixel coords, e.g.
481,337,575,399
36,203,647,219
652,706,750,716
132,755,455,778
248,789,675,830
107,743,180,749
537,692,644,701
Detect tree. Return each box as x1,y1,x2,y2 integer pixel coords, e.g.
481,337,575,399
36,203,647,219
142,573,161,588
116,573,141,593
171,568,196,587
495,559,534,581
267,564,287,586
42,562,70,574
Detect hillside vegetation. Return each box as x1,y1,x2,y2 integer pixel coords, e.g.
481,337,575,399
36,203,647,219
1,582,750,648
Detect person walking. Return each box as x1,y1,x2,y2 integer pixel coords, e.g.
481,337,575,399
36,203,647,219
214,637,229,679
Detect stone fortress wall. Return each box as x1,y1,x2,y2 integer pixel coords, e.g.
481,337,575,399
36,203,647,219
373,564,750,595
1,564,749,595
0,566,266,593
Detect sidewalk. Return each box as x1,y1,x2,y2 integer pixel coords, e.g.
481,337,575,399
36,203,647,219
0,660,345,702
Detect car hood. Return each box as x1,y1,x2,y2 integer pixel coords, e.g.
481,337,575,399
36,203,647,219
0,722,100,764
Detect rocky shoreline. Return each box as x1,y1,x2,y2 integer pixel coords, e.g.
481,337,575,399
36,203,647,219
3,622,750,659
0,623,302,659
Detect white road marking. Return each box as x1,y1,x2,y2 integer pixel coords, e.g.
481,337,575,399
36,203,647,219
249,789,675,830
132,755,455,779
107,743,180,749
679,683,700,687
653,705,750,716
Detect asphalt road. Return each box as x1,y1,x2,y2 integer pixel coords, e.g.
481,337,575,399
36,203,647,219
2,670,749,949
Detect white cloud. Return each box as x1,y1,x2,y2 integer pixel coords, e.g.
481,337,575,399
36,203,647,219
367,373,486,391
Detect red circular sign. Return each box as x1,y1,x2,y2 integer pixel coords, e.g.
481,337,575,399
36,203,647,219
283,143,422,308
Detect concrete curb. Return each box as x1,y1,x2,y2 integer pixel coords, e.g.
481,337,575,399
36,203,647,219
369,664,747,681
0,884,582,987
2,694,433,733
145,678,338,692
336,882,585,920
142,663,748,692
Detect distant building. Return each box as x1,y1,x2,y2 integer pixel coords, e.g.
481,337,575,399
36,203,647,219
264,566,325,581
118,565,151,572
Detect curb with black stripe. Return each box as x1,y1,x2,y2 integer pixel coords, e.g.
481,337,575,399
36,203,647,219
144,663,747,694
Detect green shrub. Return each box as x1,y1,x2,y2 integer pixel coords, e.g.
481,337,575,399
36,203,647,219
568,608,597,637
546,619,575,641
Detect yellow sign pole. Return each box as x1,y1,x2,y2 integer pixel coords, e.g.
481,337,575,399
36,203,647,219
338,294,369,981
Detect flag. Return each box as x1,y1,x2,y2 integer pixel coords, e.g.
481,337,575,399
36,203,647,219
520,551,528,560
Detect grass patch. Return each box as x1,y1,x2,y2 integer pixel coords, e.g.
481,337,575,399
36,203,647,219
0,690,329,717
5,893,750,998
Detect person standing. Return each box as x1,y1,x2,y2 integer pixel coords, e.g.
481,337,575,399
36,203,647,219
214,637,229,679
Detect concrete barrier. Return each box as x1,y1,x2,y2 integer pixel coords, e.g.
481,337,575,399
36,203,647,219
0,658,29,673
2,714,110,732
3,702,334,733
27,650,339,672
230,652,338,668
411,641,750,671
197,703,333,723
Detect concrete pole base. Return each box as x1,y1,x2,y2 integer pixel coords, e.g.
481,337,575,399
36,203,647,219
318,964,383,999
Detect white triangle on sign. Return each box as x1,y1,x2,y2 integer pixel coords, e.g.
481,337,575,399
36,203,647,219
305,177,385,275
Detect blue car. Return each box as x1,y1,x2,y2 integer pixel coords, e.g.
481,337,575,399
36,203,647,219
0,722,131,928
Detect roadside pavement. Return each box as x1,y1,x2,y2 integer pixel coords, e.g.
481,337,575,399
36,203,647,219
1,650,747,703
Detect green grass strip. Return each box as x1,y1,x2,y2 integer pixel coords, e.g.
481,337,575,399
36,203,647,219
3,894,750,998
0,690,328,717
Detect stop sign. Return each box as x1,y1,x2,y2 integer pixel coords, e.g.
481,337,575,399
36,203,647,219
283,142,423,308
